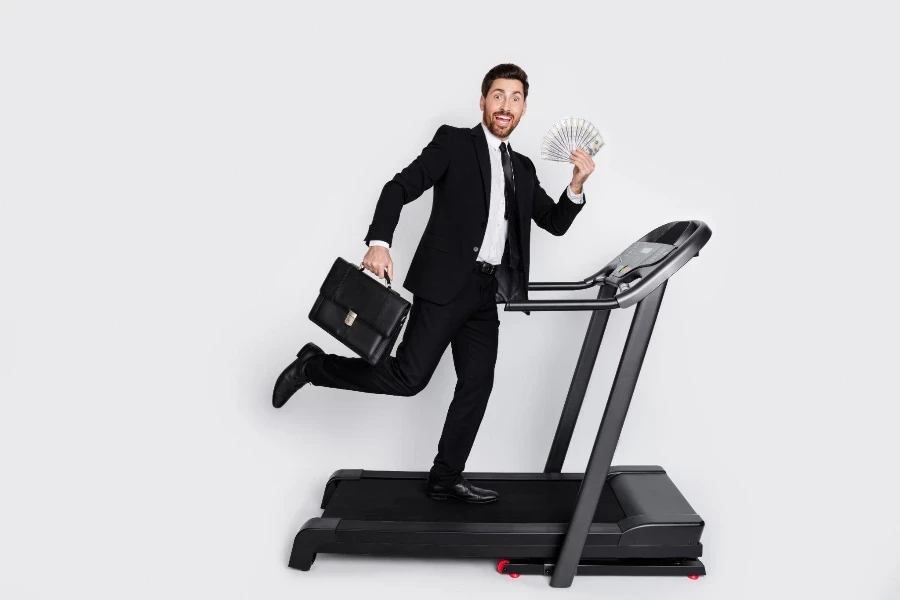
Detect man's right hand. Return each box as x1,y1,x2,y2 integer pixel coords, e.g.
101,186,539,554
362,245,394,281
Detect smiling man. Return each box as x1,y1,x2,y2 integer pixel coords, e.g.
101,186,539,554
273,63,595,503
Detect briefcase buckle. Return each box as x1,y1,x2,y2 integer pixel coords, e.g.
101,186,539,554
344,310,357,326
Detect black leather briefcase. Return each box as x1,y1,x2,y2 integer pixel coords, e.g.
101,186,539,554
309,257,411,365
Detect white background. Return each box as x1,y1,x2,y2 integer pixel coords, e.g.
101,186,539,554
2,1,898,598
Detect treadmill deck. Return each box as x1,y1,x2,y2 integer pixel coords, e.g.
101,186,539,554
322,476,626,523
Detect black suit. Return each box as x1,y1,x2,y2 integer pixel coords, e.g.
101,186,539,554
365,123,586,304
304,123,586,485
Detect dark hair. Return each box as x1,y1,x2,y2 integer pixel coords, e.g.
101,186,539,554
481,63,529,100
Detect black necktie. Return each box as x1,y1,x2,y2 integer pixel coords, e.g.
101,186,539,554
499,142,515,220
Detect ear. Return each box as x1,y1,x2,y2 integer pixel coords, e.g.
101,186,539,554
479,96,485,111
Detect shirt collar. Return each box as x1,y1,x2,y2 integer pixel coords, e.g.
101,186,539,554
480,122,510,152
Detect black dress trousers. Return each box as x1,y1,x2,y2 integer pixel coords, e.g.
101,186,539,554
303,267,500,485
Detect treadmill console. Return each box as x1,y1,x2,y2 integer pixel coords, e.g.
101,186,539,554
604,242,674,285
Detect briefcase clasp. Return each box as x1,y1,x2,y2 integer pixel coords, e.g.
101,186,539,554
344,310,357,326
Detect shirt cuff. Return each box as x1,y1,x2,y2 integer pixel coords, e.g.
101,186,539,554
566,184,585,204
369,240,390,249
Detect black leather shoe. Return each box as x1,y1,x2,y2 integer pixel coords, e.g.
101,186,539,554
272,343,324,408
425,477,500,504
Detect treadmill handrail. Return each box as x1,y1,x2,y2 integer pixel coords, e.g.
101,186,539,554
527,280,598,291
505,298,618,312
505,220,711,312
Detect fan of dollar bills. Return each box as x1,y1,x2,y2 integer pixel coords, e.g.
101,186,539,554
540,117,604,162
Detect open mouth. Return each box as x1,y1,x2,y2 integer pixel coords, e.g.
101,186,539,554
494,114,513,127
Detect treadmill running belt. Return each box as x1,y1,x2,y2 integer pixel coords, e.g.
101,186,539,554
322,478,625,523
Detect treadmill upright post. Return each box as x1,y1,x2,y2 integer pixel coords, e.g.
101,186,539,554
550,282,668,588
544,284,617,474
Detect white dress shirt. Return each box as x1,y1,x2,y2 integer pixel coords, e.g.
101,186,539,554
369,123,584,263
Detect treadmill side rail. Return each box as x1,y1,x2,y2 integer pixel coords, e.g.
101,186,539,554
322,469,363,508
289,518,340,571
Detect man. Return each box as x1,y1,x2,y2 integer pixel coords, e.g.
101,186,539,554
273,64,595,503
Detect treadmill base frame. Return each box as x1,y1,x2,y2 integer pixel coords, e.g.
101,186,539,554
499,557,706,578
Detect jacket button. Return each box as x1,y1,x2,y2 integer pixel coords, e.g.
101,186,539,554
473,246,479,252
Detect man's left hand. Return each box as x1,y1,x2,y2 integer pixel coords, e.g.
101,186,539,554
569,148,595,195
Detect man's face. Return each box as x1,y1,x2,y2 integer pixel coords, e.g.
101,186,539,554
480,78,526,140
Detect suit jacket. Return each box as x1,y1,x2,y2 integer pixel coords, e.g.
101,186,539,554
364,123,586,305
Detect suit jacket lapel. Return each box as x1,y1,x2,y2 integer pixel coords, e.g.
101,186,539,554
471,124,491,216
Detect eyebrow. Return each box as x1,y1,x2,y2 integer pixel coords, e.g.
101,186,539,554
490,88,523,96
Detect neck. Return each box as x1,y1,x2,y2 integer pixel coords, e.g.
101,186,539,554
482,121,509,143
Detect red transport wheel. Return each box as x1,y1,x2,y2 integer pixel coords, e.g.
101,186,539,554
496,559,519,578
687,574,700,580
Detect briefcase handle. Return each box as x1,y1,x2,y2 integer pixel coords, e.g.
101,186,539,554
358,263,393,289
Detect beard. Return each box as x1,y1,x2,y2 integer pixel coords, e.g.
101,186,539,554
482,108,519,138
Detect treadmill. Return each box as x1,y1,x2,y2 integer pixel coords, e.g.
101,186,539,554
289,220,712,588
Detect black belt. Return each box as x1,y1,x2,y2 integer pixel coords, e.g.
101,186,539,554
474,260,498,275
